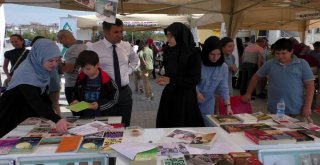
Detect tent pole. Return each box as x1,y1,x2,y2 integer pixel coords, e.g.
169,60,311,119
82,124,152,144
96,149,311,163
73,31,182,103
227,0,235,37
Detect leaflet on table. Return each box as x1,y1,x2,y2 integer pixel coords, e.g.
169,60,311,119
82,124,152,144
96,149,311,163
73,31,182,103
110,142,157,160
68,121,113,135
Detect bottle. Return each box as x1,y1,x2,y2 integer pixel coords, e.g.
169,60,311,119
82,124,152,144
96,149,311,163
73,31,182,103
276,98,285,120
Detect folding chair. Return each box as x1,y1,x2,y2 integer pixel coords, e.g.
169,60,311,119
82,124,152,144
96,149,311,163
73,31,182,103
218,96,252,115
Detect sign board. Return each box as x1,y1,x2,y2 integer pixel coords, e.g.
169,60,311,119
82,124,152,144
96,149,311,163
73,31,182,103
96,0,118,23
296,10,320,20
59,17,77,38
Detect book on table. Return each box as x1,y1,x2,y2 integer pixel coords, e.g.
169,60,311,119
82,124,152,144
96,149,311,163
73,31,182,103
229,152,263,165
10,137,42,154
156,142,189,156
0,139,19,154
251,112,272,121
221,123,275,133
77,137,105,152
244,129,296,145
165,129,217,149
189,132,217,150
209,115,244,126
101,131,124,152
283,131,314,143
162,157,186,165
184,154,234,165
56,136,82,153
298,129,320,142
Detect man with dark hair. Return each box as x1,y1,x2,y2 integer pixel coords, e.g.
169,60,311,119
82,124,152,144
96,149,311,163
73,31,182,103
242,38,314,119
309,41,320,63
88,18,139,126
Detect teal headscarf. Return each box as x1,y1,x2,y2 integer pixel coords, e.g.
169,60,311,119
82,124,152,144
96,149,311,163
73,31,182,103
7,38,60,93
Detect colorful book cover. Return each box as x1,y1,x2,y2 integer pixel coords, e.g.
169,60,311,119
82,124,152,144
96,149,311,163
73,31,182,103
229,152,263,165
298,129,320,142
163,157,186,165
78,138,104,152
166,129,197,142
156,142,189,156
298,123,320,131
189,133,217,150
221,123,274,133
103,131,123,138
184,154,234,165
39,137,62,145
56,136,82,153
244,130,274,145
109,123,125,131
47,128,65,137
284,131,314,143
134,148,158,161
210,115,243,125
101,131,123,151
84,131,105,138
29,127,51,134
101,137,122,152
263,130,296,143
251,112,272,121
0,139,19,154
10,137,42,153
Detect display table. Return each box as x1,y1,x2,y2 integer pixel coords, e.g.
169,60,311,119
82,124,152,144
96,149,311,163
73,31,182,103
0,125,244,165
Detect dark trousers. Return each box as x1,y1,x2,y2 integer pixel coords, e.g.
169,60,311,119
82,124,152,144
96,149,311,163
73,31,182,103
240,62,258,95
101,85,132,126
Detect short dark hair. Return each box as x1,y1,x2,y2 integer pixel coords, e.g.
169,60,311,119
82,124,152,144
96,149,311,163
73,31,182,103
31,36,45,46
102,18,123,31
77,50,99,67
273,38,293,51
313,41,320,48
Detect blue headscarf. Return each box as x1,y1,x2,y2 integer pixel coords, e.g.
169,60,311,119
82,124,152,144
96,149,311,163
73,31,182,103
7,39,60,94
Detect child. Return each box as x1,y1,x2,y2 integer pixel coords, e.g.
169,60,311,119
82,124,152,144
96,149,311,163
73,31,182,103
71,50,119,117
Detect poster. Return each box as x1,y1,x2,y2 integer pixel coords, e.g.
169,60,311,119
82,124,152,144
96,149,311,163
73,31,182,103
96,0,118,23
74,0,96,9
59,17,77,38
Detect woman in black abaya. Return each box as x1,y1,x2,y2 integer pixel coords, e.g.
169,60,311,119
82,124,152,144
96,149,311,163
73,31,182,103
156,22,204,128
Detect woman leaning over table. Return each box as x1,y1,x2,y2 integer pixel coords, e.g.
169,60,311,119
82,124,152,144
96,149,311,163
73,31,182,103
156,22,204,128
0,38,71,138
196,36,233,126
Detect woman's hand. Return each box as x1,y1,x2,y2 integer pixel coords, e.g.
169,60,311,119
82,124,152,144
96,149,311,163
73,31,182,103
55,119,72,133
197,92,205,103
156,76,170,86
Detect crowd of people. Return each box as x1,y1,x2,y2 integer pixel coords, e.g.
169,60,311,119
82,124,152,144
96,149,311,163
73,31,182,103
0,18,318,137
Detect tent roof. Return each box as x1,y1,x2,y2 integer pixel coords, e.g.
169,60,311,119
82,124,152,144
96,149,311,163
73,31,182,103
4,0,320,35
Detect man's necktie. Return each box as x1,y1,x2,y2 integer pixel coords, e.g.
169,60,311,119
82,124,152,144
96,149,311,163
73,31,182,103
112,44,121,88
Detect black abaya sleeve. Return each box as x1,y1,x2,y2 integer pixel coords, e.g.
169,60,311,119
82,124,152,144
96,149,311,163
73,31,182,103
18,84,61,123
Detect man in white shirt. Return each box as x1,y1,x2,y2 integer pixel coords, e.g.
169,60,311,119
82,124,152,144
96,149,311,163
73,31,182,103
88,18,139,126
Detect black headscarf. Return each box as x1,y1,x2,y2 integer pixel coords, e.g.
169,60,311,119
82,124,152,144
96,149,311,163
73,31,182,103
201,36,224,67
164,22,195,49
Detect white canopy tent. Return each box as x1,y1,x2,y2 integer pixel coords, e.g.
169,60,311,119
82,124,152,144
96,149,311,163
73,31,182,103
3,0,320,40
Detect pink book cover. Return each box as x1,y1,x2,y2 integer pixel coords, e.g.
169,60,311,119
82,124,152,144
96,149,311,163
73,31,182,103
0,139,19,154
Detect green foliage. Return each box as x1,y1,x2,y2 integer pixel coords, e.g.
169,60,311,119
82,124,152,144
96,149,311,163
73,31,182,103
123,31,166,43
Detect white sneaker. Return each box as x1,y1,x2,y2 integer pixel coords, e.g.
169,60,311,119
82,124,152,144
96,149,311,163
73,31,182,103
145,97,151,102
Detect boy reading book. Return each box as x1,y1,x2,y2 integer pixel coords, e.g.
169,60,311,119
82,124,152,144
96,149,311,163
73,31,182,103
71,50,118,116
